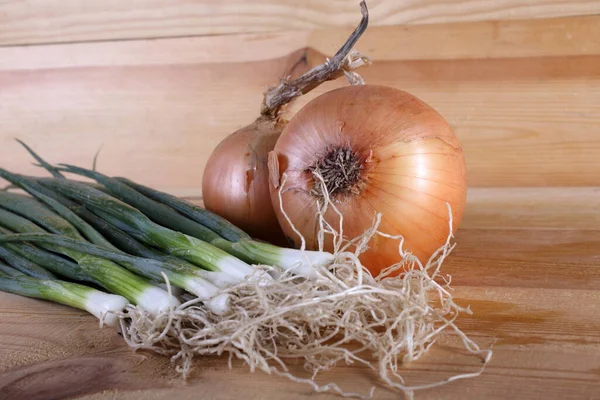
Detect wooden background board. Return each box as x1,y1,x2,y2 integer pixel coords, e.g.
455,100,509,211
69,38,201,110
1,1,600,399
2,14,600,193
1,0,600,46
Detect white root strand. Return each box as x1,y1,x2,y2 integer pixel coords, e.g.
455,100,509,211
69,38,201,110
118,171,492,399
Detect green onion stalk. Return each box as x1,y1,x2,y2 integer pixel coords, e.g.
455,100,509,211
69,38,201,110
0,170,229,312
0,262,24,277
34,177,271,288
0,242,57,279
0,232,231,315
0,168,178,292
0,263,128,327
56,165,334,279
0,225,89,281
17,142,333,278
0,195,179,316
0,223,94,283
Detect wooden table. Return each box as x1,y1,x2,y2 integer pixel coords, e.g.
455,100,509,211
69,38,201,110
1,192,599,399
1,2,600,399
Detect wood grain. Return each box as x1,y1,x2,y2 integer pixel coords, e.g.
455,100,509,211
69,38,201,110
0,295,178,400
462,187,600,230
1,16,599,192
2,14,600,71
1,0,599,46
1,7,599,400
1,222,599,399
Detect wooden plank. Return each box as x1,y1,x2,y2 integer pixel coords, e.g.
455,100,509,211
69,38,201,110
0,294,177,400
447,227,600,290
1,50,598,190
1,226,599,399
453,228,600,266
2,14,600,71
315,13,600,64
1,0,599,46
462,187,600,230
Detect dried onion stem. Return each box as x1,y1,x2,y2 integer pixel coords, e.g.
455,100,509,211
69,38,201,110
118,170,492,399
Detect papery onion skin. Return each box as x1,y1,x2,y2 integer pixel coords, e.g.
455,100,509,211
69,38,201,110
267,85,467,277
202,2,370,246
203,116,285,244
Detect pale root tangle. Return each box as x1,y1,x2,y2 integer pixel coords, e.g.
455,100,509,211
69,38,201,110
119,172,492,399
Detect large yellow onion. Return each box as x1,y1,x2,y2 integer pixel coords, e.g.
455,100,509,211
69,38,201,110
267,85,467,277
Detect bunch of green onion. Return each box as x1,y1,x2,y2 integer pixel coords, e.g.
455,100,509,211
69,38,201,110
0,142,335,326
0,262,128,327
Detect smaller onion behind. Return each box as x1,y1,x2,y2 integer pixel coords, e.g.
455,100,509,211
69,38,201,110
201,1,371,244
203,117,284,243
268,85,467,277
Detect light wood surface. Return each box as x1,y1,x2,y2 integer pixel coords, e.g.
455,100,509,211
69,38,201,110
1,0,599,46
1,15,599,194
1,193,599,399
1,3,600,400
463,187,600,230
2,14,600,71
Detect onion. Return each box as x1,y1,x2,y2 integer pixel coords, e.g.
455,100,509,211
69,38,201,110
267,85,467,277
203,117,284,242
202,1,371,244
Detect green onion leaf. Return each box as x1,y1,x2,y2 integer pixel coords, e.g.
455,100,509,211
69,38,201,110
38,178,266,286
115,177,249,242
0,207,179,316
0,264,128,327
0,232,230,315
56,166,332,279
0,243,56,279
